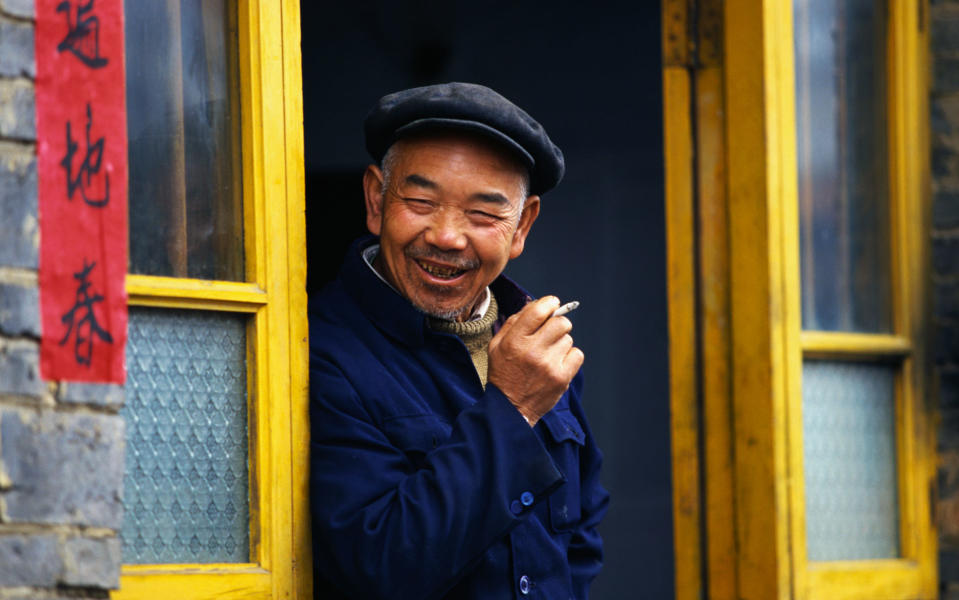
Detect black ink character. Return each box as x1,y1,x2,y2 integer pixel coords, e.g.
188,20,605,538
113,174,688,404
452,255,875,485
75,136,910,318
59,259,113,367
60,103,109,208
56,0,108,68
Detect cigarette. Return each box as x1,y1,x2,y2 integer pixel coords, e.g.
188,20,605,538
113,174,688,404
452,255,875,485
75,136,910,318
551,301,580,318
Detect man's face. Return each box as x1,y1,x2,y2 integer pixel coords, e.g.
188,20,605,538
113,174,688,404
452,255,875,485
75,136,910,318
363,133,540,321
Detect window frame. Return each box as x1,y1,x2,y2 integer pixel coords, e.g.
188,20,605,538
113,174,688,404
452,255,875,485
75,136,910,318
111,0,308,598
665,1,934,598
785,2,933,597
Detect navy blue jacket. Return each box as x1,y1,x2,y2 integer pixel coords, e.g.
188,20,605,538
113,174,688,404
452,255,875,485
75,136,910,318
309,237,609,599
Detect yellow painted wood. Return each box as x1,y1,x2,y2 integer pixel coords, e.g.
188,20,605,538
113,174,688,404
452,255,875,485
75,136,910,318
113,0,307,598
695,61,739,600
664,3,740,598
805,561,923,600
278,0,311,597
116,567,270,600
126,274,267,312
664,62,702,600
723,0,799,597
799,331,912,358
885,0,936,596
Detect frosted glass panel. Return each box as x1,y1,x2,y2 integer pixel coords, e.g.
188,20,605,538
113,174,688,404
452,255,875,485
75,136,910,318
121,308,249,564
803,361,899,561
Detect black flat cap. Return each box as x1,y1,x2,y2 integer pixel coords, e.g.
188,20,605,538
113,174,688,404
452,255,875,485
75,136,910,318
364,82,565,195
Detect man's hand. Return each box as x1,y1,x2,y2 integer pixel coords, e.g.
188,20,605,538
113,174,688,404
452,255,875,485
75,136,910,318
487,296,585,426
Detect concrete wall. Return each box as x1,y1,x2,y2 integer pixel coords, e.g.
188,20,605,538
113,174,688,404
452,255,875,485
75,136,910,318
0,1,124,597
932,1,959,598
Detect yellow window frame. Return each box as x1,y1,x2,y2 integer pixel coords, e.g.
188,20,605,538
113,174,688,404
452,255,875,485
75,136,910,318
665,1,934,599
786,1,934,597
111,1,308,599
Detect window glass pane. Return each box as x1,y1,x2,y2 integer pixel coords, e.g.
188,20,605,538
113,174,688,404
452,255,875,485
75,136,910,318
794,0,891,332
121,308,249,564
125,1,243,281
803,361,899,561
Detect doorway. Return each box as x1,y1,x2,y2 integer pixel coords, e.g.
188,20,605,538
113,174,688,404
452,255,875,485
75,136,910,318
301,3,671,597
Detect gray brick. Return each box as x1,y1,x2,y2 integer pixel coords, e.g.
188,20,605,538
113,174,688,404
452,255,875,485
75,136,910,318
0,409,124,529
2,594,108,600
0,339,46,397
936,236,959,277
942,411,959,450
934,7,959,55
58,381,123,409
937,55,959,94
935,96,955,136
0,279,39,337
936,189,959,230
60,536,120,589
0,148,37,270
0,534,60,587
935,322,959,365
937,281,959,322
0,19,33,79
0,0,32,19
943,370,959,412
0,145,37,268
935,144,959,180
0,78,34,140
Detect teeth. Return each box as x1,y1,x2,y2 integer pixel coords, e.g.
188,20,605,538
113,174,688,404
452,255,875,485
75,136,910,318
418,260,464,279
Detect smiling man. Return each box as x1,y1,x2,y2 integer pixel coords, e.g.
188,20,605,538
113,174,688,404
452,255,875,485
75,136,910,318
308,83,609,599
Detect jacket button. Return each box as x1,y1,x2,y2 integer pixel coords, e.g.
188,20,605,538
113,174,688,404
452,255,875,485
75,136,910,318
510,500,523,515
520,491,534,506
519,574,530,595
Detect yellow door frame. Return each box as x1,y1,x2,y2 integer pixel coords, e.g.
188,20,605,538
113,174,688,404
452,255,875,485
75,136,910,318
665,1,935,599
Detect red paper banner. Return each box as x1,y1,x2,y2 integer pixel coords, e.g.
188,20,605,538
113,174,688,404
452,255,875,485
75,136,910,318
36,0,128,383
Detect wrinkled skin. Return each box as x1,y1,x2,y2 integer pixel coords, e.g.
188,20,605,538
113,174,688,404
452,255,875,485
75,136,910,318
363,132,584,425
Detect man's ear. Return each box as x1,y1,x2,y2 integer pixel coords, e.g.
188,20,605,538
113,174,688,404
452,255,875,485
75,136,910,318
363,165,386,235
509,195,541,259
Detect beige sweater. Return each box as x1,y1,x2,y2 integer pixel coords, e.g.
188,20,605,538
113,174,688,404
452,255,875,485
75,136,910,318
427,294,499,388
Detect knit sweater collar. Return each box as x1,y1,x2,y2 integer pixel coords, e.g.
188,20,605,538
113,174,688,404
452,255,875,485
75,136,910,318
427,293,499,346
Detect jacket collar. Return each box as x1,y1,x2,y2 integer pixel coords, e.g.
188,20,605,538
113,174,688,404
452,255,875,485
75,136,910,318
339,235,532,348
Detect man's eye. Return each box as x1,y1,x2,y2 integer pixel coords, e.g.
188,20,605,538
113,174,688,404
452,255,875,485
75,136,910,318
404,198,433,208
469,210,503,222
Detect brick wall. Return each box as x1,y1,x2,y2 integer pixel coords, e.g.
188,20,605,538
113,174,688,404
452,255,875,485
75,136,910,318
0,1,124,597
932,1,959,598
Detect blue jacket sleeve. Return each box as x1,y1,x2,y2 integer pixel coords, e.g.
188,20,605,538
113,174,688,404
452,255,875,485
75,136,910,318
309,358,565,599
566,377,610,597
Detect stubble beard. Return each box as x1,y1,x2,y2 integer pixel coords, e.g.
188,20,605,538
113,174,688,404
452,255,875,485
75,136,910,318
402,246,482,321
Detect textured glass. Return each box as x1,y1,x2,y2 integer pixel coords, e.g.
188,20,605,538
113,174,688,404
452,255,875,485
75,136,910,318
125,1,244,280
121,308,249,564
794,0,892,332
803,361,899,561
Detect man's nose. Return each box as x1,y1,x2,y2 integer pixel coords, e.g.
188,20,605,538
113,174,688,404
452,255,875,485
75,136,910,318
424,209,468,250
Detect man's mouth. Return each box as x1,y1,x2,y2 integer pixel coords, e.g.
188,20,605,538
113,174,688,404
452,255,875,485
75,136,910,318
415,259,467,280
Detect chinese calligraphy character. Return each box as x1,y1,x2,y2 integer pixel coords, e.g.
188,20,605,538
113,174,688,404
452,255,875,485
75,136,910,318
56,0,108,69
60,102,109,208
59,259,113,367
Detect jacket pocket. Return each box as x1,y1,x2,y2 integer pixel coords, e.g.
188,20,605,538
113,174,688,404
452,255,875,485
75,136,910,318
541,407,586,532
381,414,452,470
